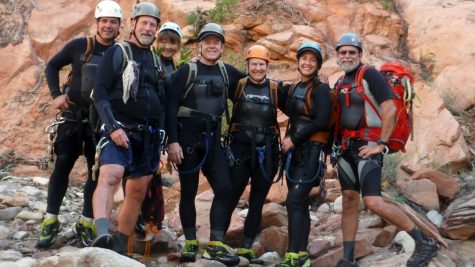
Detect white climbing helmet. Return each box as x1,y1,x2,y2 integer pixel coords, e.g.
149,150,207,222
95,0,122,19
159,22,182,38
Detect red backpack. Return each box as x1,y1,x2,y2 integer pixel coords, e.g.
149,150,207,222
336,62,415,152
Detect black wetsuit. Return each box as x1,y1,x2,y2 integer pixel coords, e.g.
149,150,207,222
45,37,112,218
336,64,392,196
227,78,285,248
166,61,245,241
283,78,331,252
93,41,163,177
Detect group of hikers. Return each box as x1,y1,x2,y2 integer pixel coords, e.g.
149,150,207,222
36,1,439,267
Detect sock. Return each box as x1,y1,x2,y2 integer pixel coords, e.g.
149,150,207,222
46,213,58,219
408,227,428,242
242,236,254,249
183,227,196,240
210,230,225,242
94,218,110,236
343,241,355,262
115,231,129,255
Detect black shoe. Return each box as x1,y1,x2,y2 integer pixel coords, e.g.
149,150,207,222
336,258,359,267
36,217,61,248
237,247,264,265
406,239,438,267
203,241,240,266
73,220,97,247
92,233,114,250
180,239,199,262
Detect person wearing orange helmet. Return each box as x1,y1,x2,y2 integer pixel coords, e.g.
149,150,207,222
37,0,122,248
226,45,285,264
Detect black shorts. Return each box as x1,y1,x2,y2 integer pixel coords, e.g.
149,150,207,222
337,140,383,197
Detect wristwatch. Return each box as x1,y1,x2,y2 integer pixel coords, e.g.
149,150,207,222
377,139,389,146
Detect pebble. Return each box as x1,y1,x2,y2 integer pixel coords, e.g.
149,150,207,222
16,211,43,221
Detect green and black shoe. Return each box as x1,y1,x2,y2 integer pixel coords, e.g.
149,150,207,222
203,241,240,266
73,219,97,247
298,251,311,267
180,239,199,262
36,217,61,248
275,252,300,267
135,214,147,237
237,247,264,265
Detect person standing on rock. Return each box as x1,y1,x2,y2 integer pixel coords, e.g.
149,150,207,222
37,0,122,248
332,32,438,267
276,41,333,267
225,45,284,264
90,2,164,254
166,23,245,266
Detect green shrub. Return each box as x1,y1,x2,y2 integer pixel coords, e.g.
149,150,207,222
209,0,239,23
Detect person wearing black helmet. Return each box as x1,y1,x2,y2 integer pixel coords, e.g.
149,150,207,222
166,22,245,266
274,41,333,267
276,41,333,267
333,32,437,267
37,0,122,248
91,2,164,254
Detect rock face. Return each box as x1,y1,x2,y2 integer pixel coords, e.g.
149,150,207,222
411,169,459,199
441,192,475,240
395,0,475,111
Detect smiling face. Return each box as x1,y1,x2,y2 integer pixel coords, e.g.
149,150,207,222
336,45,362,73
298,51,318,78
248,58,267,83
132,16,158,47
96,17,120,43
199,35,224,65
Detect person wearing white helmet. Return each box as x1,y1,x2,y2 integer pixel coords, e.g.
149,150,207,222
156,21,182,74
37,0,122,249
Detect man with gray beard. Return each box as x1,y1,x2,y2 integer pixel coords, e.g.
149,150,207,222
91,2,164,255
333,33,437,267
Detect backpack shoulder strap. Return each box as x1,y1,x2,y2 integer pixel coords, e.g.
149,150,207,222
269,80,279,110
285,81,299,108
182,62,197,99
234,77,248,102
217,61,229,90
83,36,95,63
116,42,133,72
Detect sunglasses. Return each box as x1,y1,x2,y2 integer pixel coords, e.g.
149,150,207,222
338,50,358,56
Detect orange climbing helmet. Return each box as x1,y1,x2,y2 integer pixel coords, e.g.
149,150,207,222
245,45,271,62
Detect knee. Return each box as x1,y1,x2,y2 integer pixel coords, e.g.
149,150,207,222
125,183,147,202
342,191,360,209
285,192,301,209
98,171,120,188
363,197,384,213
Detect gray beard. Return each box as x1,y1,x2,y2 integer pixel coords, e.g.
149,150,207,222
137,35,154,46
338,59,360,73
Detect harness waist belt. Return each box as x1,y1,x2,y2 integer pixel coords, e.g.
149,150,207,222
177,106,222,123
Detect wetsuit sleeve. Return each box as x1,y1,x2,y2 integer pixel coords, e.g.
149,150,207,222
93,45,122,134
225,64,246,98
166,64,189,143
289,83,331,145
363,68,393,104
278,82,291,116
45,38,84,98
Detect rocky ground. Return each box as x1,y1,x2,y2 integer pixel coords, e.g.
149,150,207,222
0,166,474,267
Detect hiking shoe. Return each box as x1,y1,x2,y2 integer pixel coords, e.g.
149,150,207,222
406,239,438,267
36,217,61,248
135,214,146,236
275,252,300,267
92,233,114,250
73,220,97,247
336,258,359,267
237,247,264,265
202,241,240,266
180,239,199,262
298,251,311,267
